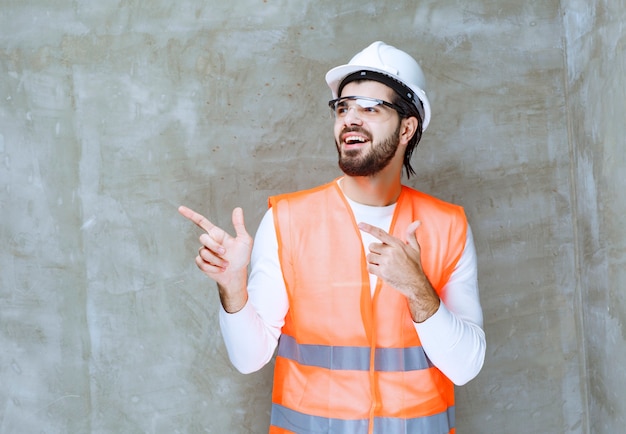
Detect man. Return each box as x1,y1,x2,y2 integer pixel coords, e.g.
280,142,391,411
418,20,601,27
180,41,485,434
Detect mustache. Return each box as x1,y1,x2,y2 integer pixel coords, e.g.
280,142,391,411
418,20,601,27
340,126,372,141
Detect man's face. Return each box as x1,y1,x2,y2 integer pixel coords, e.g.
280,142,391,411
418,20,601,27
333,81,403,177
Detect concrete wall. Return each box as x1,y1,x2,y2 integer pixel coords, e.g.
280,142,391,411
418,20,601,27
0,0,623,432
562,0,626,432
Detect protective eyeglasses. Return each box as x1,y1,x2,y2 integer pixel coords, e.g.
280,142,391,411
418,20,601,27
328,96,405,122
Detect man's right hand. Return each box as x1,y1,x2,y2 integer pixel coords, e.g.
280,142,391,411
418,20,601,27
178,205,253,313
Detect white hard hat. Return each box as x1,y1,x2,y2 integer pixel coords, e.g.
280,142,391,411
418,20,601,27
325,41,431,131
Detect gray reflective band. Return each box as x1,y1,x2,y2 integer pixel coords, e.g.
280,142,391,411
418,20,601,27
271,403,455,434
277,335,370,370
374,406,455,433
374,346,434,372
277,334,432,372
271,404,368,434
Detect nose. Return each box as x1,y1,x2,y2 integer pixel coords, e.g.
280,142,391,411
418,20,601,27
342,105,363,125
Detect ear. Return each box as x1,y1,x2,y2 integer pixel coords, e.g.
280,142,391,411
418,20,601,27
399,116,419,145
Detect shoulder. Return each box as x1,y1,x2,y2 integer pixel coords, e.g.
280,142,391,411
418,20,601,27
269,179,339,208
400,185,466,220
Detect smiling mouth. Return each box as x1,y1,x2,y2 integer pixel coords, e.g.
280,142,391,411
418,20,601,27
341,128,371,146
344,135,368,145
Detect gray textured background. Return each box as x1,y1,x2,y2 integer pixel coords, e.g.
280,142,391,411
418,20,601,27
1,0,624,433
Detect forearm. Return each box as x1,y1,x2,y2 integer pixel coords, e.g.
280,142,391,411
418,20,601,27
406,277,441,323
415,303,486,385
414,224,485,385
218,209,287,374
219,302,281,373
217,270,249,313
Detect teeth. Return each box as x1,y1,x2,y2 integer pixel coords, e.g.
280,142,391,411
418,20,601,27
346,135,366,144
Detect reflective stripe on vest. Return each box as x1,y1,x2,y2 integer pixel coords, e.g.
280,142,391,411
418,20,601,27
278,334,434,372
271,403,455,434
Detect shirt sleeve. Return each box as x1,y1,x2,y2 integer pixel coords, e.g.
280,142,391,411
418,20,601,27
414,224,486,385
218,208,287,374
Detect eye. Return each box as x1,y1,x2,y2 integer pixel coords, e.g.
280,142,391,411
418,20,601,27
335,103,349,116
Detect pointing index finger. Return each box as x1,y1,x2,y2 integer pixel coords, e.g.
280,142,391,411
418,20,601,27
178,205,216,233
358,222,396,244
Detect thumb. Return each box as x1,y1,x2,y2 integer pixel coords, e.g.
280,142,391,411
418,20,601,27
405,220,421,250
231,207,250,239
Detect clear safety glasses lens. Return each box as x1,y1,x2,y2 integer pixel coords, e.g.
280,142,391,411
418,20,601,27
328,96,403,121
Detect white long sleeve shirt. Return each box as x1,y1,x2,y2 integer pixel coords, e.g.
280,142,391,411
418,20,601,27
219,191,486,386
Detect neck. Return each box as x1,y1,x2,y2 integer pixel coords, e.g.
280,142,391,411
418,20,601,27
340,169,403,206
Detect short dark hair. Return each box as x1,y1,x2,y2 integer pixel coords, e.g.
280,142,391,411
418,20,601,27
391,92,423,178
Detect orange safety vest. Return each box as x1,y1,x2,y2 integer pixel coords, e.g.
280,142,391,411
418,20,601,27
268,179,467,434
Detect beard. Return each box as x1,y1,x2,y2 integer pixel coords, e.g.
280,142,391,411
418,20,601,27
337,124,401,177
